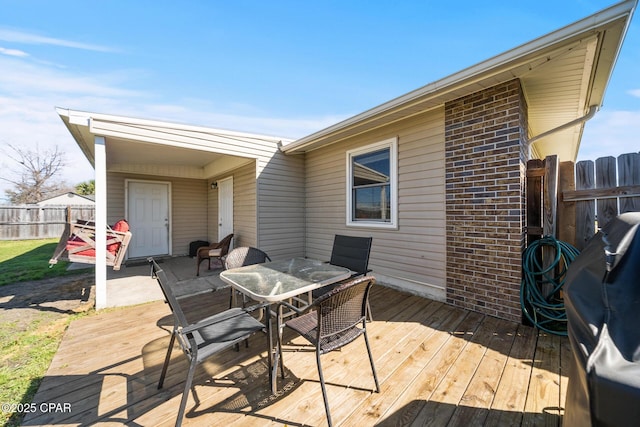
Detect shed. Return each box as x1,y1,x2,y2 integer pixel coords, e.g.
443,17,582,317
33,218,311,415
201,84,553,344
38,192,95,206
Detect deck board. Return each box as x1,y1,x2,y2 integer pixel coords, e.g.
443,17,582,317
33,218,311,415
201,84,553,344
446,316,519,426
484,324,538,426
23,284,570,426
523,333,562,427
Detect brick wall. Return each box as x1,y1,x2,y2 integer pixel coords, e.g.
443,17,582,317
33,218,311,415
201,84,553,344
444,79,529,322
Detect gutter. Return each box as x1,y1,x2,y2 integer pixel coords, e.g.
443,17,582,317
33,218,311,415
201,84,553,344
528,105,599,145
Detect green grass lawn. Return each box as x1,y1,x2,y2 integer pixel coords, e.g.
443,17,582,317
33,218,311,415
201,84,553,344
0,239,94,426
0,315,73,427
0,239,90,286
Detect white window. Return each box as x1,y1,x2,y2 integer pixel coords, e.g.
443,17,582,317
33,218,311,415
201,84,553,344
346,137,398,229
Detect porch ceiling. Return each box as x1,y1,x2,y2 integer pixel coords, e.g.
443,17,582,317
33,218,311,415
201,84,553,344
104,136,253,180
107,136,226,167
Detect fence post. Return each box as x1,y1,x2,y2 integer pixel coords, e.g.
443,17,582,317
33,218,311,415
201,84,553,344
526,159,544,246
541,155,559,297
558,161,576,248
619,152,640,213
596,156,618,228
574,160,595,250
543,155,559,239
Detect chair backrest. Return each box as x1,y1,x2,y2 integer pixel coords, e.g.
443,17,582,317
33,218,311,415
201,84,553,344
329,235,372,275
225,247,271,269
148,258,190,329
314,276,375,343
218,233,234,256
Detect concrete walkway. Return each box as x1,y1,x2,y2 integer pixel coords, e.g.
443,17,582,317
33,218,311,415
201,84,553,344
105,256,229,307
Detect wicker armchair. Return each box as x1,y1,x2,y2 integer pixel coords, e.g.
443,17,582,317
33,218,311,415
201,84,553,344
224,246,271,269
225,247,271,308
195,233,233,276
280,275,379,427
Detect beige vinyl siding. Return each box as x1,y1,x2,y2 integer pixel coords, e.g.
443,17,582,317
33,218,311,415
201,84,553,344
207,163,257,249
304,107,446,299
106,172,208,256
205,153,305,260
233,165,257,248
257,152,305,259
172,179,208,255
106,172,126,224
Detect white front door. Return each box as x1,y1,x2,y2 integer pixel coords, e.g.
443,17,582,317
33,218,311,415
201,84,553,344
218,177,233,241
127,181,170,258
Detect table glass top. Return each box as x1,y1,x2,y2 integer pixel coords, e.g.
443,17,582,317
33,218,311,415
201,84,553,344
220,258,352,301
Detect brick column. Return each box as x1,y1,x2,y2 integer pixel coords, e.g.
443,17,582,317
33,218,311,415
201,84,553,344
444,79,529,322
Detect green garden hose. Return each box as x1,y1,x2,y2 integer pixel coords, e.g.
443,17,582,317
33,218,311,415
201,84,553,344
520,236,580,336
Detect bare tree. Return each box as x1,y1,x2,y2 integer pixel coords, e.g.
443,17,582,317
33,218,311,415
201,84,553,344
1,144,67,204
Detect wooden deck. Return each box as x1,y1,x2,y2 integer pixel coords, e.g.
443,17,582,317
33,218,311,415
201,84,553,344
23,284,570,426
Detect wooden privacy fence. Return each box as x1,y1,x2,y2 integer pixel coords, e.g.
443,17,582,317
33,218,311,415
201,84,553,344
527,151,640,250
0,205,95,240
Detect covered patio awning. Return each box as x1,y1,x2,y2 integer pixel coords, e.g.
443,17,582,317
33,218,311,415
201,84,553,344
56,108,291,309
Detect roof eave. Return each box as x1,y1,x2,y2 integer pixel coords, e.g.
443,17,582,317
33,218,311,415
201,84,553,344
283,0,637,154
56,107,294,167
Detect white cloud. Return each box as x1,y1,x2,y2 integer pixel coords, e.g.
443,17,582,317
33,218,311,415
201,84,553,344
578,110,640,161
0,57,144,98
629,89,640,98
0,46,28,57
0,48,341,202
0,28,116,53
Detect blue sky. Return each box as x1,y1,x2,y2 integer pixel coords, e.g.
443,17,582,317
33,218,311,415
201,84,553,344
0,1,638,200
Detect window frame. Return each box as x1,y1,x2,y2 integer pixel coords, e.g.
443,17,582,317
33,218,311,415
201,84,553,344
346,137,398,229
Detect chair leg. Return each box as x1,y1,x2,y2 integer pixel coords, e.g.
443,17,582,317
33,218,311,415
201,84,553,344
158,332,176,389
316,352,333,427
363,329,380,393
176,356,198,427
366,300,373,322
196,256,202,276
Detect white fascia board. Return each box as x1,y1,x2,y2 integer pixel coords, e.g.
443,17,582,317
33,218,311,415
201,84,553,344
58,107,292,148
84,110,290,145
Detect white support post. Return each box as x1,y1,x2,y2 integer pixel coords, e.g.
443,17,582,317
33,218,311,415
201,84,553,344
94,136,108,309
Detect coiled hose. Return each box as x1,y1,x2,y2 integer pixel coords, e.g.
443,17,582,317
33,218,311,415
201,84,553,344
521,236,580,336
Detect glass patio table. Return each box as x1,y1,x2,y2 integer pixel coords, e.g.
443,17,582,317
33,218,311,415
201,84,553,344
220,257,352,393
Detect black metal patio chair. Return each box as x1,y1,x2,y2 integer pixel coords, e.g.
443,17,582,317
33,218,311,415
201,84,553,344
148,257,267,427
328,234,373,277
313,235,373,320
280,275,380,427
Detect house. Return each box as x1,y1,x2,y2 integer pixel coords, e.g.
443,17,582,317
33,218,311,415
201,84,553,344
38,192,95,206
57,1,636,320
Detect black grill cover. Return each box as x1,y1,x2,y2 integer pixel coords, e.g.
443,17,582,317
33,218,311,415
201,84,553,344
564,212,640,427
